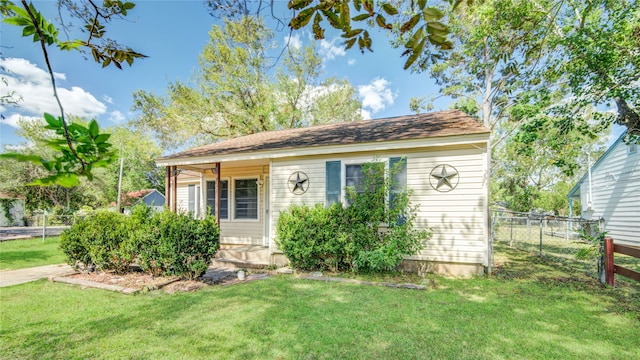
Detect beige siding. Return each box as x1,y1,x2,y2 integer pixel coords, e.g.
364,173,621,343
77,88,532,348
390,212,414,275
177,165,269,246
580,142,640,247
270,144,489,266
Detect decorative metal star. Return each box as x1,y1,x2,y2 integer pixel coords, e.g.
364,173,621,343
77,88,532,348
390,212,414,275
288,171,309,194
430,164,459,192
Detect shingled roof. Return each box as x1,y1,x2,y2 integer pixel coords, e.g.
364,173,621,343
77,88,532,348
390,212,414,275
159,110,489,161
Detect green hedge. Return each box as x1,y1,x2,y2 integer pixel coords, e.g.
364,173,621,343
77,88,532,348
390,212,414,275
60,206,219,278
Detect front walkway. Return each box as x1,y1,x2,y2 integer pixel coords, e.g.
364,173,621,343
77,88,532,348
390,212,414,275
0,264,75,287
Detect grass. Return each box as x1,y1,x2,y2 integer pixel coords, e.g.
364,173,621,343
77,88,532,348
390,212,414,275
0,237,66,270
1,244,639,359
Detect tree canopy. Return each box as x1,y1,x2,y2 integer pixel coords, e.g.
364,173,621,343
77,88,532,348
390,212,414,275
131,16,362,149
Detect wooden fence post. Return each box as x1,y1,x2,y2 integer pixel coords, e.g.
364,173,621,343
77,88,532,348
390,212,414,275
604,237,615,287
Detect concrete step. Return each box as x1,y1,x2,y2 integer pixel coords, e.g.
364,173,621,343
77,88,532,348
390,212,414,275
212,258,270,270
216,245,270,265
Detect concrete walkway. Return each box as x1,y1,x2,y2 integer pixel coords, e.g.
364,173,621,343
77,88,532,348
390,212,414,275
0,264,75,287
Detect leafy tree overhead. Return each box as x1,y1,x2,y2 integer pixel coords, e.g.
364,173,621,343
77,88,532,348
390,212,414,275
537,0,639,139
1,0,146,186
131,16,362,149
492,116,607,213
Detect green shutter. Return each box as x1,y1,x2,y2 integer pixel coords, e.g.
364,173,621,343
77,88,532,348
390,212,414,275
326,161,341,206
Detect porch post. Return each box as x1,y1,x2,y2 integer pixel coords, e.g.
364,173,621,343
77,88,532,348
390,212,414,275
215,162,221,227
165,166,171,208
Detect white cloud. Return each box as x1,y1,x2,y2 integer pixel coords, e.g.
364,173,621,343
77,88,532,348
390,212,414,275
103,95,114,104
109,110,125,123
361,109,372,120
0,57,107,120
284,34,303,50
0,113,41,129
358,77,396,114
319,38,346,60
348,58,356,66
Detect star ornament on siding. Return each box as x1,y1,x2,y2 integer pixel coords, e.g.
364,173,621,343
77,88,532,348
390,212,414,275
288,171,309,195
430,164,459,192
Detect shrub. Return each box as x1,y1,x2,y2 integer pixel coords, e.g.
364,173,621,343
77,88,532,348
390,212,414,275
138,210,220,279
276,161,430,273
60,210,131,273
59,217,93,270
276,204,350,271
61,205,220,279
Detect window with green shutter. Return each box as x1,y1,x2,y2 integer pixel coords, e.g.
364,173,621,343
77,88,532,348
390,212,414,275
326,161,341,206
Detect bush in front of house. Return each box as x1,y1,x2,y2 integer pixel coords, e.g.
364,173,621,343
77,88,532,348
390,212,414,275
276,162,430,273
60,210,133,273
276,203,352,271
60,206,220,278
138,210,220,279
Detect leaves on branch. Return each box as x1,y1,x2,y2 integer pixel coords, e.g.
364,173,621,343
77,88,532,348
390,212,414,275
2,0,146,70
0,114,115,188
288,0,406,54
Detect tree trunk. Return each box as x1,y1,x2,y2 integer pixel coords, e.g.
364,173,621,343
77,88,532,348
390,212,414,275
614,97,639,136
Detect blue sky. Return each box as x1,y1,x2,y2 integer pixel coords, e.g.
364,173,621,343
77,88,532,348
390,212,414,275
1,1,450,150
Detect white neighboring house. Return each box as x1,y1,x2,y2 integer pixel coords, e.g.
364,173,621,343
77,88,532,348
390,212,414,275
157,110,491,275
568,131,640,247
0,192,25,227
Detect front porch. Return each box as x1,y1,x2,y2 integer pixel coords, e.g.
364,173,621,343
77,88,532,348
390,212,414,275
162,159,283,266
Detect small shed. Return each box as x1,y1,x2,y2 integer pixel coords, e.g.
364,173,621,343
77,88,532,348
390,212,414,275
157,110,491,275
123,189,165,213
0,192,25,227
568,131,640,247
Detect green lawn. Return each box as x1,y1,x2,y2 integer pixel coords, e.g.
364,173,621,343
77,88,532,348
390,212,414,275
0,237,66,270
1,245,639,359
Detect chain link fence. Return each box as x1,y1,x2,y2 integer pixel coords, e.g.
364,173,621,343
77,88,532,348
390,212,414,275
24,214,85,227
491,209,601,259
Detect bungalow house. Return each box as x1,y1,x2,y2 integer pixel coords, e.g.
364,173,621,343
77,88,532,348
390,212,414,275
156,110,491,275
568,131,640,247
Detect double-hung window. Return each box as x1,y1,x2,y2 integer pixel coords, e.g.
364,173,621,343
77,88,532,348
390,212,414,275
234,178,258,220
188,184,201,218
206,180,229,219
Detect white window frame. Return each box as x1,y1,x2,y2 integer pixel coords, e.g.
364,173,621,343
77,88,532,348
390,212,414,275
232,176,261,222
629,143,638,155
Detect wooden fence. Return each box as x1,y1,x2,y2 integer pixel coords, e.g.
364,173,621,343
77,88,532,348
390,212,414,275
604,237,640,287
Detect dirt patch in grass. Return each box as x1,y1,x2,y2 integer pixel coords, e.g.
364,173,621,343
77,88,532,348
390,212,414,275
67,268,267,293
66,271,229,293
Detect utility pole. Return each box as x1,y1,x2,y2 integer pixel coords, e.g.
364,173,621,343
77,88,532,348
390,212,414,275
116,155,124,213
